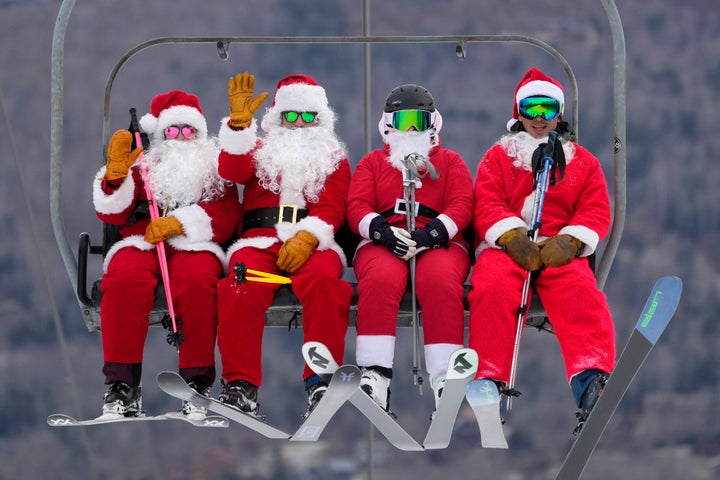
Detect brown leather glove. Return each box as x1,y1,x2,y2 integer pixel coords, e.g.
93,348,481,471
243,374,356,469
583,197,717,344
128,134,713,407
497,228,542,271
538,234,583,267
144,216,184,244
105,130,142,181
277,231,319,274
228,72,269,129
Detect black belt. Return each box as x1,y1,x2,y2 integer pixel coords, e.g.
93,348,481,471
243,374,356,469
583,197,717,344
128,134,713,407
380,199,440,220
242,206,309,233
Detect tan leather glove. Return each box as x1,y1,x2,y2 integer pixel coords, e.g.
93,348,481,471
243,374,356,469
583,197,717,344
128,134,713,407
228,72,269,129
538,234,583,267
497,228,542,271
105,130,142,181
144,216,184,244
276,231,319,274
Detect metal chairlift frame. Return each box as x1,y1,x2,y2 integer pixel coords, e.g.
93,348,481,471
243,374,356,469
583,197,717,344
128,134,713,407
50,0,626,334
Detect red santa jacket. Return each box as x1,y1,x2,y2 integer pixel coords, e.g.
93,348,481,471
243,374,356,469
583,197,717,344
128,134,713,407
473,135,611,258
217,120,351,265
92,164,241,272
347,141,474,253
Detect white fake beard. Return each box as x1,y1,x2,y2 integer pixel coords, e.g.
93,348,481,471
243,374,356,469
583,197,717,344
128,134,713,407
254,125,345,206
143,137,226,210
386,130,435,183
501,131,575,171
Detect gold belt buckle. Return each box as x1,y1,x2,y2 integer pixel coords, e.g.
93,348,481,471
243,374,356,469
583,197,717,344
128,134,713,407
278,204,299,223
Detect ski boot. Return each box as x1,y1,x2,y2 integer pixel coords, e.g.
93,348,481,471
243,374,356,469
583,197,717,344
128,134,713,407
360,366,392,413
302,374,329,420
573,372,609,435
219,379,260,417
102,381,141,418
182,380,211,421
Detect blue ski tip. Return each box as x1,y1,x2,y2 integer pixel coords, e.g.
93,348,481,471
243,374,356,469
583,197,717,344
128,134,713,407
636,276,682,345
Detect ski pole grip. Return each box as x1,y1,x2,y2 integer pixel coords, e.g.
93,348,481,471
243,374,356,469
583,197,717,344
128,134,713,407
129,108,150,151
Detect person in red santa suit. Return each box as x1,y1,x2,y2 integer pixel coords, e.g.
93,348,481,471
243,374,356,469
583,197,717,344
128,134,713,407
215,72,352,418
467,68,616,426
92,90,241,419
346,84,473,413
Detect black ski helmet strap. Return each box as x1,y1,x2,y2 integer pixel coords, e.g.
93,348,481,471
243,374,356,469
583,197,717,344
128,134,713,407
384,84,435,113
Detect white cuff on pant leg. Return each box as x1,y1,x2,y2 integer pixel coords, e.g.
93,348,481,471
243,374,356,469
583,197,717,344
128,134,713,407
424,343,465,380
356,335,396,369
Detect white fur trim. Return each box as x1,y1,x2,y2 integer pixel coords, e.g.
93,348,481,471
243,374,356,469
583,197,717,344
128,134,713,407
218,117,258,154
356,335,396,369
436,213,458,240
225,236,278,265
273,83,328,113
358,212,379,240
516,80,565,107
168,204,213,243
424,343,464,379
102,235,154,272
559,225,600,256
92,166,137,214
276,216,334,249
485,216,527,249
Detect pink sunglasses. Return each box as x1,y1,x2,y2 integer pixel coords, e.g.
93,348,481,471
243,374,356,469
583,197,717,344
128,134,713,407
164,124,196,139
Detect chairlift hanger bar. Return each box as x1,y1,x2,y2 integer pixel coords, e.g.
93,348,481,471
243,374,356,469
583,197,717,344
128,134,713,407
102,34,578,152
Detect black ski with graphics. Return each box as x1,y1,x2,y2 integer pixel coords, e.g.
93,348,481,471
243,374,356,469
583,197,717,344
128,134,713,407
555,275,682,480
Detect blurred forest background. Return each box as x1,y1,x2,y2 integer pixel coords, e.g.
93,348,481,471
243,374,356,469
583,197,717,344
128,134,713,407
1,0,719,479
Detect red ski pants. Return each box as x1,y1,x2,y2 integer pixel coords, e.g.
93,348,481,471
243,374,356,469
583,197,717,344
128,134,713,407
217,244,352,386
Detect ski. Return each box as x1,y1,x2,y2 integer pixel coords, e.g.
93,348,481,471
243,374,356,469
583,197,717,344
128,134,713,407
555,275,682,480
423,348,478,449
301,341,424,451
465,379,509,448
156,371,290,439
47,412,166,427
162,411,230,428
291,364,361,442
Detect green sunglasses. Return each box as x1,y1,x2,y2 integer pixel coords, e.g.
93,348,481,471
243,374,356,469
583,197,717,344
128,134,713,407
518,96,562,120
391,109,432,132
283,111,318,123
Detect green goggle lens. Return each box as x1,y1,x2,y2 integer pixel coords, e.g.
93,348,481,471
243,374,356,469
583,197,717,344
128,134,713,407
283,111,317,123
518,96,562,120
391,110,432,132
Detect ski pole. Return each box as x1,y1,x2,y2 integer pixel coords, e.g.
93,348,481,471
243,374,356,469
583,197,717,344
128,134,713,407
129,108,184,348
402,153,423,393
506,131,557,410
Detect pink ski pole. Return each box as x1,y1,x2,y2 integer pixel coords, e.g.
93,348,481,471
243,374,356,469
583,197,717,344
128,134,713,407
129,108,183,348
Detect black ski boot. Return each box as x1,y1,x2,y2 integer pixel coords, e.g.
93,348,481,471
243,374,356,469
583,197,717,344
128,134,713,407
219,379,260,417
574,372,609,434
303,378,329,420
102,381,141,417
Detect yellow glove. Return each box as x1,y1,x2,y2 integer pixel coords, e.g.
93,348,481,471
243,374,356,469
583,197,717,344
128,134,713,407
228,72,269,129
497,228,542,271
276,231,319,274
538,234,583,267
105,130,142,181
144,216,184,244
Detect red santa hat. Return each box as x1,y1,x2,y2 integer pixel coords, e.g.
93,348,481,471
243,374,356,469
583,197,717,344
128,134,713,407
261,74,335,132
139,89,208,140
506,68,565,132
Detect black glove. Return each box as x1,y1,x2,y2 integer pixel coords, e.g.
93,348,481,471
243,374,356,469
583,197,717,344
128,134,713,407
411,217,449,249
369,216,417,260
